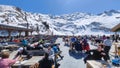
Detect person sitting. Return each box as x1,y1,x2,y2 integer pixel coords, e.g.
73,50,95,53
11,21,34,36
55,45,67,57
70,37,77,50
21,38,28,47
14,47,31,59
38,39,45,45
74,40,82,52
0,50,19,68
82,39,90,52
84,46,107,63
39,52,54,68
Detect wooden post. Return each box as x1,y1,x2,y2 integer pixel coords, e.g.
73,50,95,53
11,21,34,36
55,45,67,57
8,30,11,38
30,31,33,36
19,31,22,37
25,31,29,37
115,43,118,56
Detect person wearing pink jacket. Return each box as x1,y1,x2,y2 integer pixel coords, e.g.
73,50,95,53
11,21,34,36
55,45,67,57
0,50,18,68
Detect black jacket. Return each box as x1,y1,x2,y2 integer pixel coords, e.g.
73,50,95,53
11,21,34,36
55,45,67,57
39,58,54,68
86,49,105,60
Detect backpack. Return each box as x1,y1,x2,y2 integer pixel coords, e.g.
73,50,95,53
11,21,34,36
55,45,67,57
112,58,120,66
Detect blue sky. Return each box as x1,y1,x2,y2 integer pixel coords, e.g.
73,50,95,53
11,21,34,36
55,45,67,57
0,0,120,15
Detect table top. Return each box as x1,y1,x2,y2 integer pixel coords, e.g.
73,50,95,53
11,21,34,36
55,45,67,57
12,56,43,66
0,44,19,49
87,60,112,68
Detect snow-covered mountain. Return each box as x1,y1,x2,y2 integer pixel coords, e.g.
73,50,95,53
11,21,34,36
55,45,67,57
0,5,120,36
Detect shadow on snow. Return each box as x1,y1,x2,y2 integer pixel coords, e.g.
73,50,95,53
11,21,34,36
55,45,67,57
68,50,86,59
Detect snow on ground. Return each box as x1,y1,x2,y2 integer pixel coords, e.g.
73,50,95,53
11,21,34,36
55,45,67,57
55,38,97,68
55,38,119,68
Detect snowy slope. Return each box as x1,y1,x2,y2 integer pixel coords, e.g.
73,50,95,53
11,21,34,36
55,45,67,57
0,5,120,36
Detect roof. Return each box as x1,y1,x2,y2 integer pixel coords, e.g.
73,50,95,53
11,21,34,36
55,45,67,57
0,24,34,32
111,23,120,32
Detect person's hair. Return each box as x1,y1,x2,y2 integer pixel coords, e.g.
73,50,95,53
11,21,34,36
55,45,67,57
99,44,104,48
44,52,49,58
1,50,10,58
107,36,110,39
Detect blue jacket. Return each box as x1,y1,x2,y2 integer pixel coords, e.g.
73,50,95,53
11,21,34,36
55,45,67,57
52,46,58,53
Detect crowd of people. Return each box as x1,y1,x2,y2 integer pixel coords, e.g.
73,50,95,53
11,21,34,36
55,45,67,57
63,35,115,64
0,34,119,68
0,35,63,68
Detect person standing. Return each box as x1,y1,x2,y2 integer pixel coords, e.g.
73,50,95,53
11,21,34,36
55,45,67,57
103,36,112,61
52,44,63,60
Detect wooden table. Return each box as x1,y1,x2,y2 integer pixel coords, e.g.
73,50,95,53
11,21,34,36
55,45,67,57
0,44,19,51
12,56,43,68
86,60,112,68
27,50,45,56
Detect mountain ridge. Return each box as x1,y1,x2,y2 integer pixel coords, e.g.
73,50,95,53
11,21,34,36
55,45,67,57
0,5,120,36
